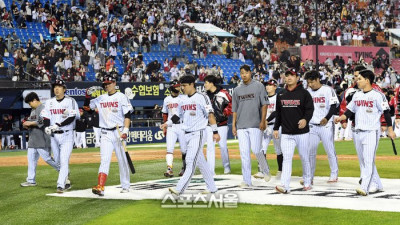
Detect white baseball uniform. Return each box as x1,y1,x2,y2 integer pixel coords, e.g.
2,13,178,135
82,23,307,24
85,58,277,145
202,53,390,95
262,93,282,155
307,85,339,181
162,94,187,155
89,91,134,190
42,96,79,189
168,92,217,194
346,89,389,194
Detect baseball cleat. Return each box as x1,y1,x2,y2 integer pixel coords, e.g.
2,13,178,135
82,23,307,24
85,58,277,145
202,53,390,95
302,186,312,191
168,187,179,196
120,188,130,193
276,171,282,180
224,168,231,174
300,179,313,186
253,172,264,179
65,183,71,190
264,173,272,182
369,186,384,193
239,181,251,188
179,169,185,176
92,185,105,196
327,178,338,183
275,185,289,194
356,188,367,196
200,190,216,195
164,169,174,178
20,182,37,187
57,187,64,193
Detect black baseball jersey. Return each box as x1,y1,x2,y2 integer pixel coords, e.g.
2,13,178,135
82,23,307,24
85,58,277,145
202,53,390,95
274,82,314,134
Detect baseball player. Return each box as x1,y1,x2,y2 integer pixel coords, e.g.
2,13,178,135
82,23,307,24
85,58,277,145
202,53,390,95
74,109,88,149
84,75,133,196
204,75,232,174
335,70,395,196
162,75,220,195
305,70,339,184
254,79,283,179
161,80,187,178
20,92,60,187
339,65,384,184
232,64,271,188
42,79,79,193
274,69,314,194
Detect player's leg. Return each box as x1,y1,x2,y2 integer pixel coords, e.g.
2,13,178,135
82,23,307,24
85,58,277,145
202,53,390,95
176,130,204,194
255,131,271,178
237,129,252,186
217,126,230,174
75,131,81,148
50,137,60,165
205,126,216,174
196,130,218,193
93,127,101,147
360,131,380,194
81,131,87,148
165,127,178,177
113,132,130,191
273,128,283,178
93,130,113,196
308,126,320,182
278,134,296,192
23,148,39,185
353,131,364,183
56,132,74,191
176,127,187,176
296,133,312,189
37,148,60,171
320,124,339,181
249,128,270,180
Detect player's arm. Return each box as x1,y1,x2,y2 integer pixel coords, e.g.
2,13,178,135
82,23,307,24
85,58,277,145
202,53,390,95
120,95,134,139
222,90,233,117
259,86,269,130
204,94,220,142
321,89,339,125
231,89,238,136
379,94,396,139
300,91,314,129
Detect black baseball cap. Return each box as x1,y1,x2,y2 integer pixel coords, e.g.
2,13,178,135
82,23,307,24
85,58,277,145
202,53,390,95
285,68,298,76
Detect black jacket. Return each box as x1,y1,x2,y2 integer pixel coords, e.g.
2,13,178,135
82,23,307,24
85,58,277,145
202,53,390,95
274,82,314,134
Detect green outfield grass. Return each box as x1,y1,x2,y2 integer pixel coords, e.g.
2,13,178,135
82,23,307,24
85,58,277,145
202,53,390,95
0,139,400,225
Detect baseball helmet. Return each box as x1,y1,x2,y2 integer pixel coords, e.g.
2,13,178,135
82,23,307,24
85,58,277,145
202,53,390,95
52,79,67,92
168,79,181,93
102,75,116,88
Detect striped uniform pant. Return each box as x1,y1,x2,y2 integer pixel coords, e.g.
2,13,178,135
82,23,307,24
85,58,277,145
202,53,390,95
353,129,382,194
26,147,60,183
206,125,230,173
51,131,74,189
309,123,339,180
166,124,186,154
74,131,87,148
176,129,217,194
281,133,312,191
237,128,269,186
98,129,130,190
261,125,282,155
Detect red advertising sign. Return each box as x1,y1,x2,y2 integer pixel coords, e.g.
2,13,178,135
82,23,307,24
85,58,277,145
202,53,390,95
301,46,390,64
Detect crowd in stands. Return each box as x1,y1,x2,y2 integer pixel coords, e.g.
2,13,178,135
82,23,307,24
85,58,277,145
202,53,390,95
0,0,398,88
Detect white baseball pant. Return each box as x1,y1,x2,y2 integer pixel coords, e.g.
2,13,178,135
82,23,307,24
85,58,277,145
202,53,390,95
206,125,230,173
75,131,87,148
93,127,101,147
237,128,270,186
280,133,312,191
176,129,217,194
309,123,339,180
98,128,130,190
166,124,186,154
261,125,282,155
353,129,383,194
26,147,60,183
51,131,74,189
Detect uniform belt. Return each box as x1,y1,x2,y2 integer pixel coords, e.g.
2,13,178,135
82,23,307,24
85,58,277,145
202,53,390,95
173,121,181,124
355,129,371,132
53,130,70,134
101,127,116,131
185,130,201,134
310,123,322,126
267,122,274,125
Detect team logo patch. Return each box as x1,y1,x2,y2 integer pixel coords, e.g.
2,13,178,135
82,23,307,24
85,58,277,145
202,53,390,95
47,175,400,212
